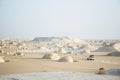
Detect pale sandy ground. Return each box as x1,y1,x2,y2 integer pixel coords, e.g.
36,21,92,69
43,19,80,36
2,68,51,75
0,52,120,80
0,72,120,80
0,52,120,74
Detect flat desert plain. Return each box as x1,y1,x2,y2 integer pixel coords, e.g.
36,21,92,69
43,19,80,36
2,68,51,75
0,52,120,74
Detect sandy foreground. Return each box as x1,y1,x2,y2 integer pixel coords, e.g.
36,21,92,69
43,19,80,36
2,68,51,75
0,72,120,80
0,52,120,80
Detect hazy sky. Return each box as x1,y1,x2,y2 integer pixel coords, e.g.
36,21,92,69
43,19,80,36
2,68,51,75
0,0,120,39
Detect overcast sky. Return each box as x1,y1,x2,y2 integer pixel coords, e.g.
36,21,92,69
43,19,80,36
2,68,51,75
0,0,120,39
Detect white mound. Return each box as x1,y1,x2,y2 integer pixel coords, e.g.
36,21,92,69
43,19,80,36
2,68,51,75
58,48,66,53
0,56,5,63
58,56,73,62
85,49,91,53
107,52,120,56
107,69,120,76
80,44,96,53
17,43,26,47
42,53,60,60
113,43,120,51
95,46,113,52
15,52,24,56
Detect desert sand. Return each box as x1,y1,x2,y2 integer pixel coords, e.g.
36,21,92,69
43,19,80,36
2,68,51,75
0,72,120,80
0,52,120,74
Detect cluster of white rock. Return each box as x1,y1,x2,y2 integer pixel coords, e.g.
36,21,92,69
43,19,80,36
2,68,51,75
58,56,73,62
108,43,120,56
42,53,60,60
0,56,5,63
42,53,74,62
0,37,120,60
31,37,97,54
112,43,120,51
0,39,28,62
86,40,120,56
27,37,120,56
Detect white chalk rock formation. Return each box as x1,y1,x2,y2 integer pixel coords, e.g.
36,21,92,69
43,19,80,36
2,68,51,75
58,56,73,62
80,44,96,53
58,48,66,53
84,49,91,54
42,53,60,60
14,52,24,56
113,43,120,51
9,41,17,45
0,56,5,63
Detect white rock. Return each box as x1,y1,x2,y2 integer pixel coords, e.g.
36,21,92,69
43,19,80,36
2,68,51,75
42,53,60,60
58,48,66,53
58,56,73,62
113,43,120,51
16,52,24,56
0,56,5,63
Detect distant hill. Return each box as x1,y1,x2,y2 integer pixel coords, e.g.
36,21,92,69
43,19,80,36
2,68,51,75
32,37,69,42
